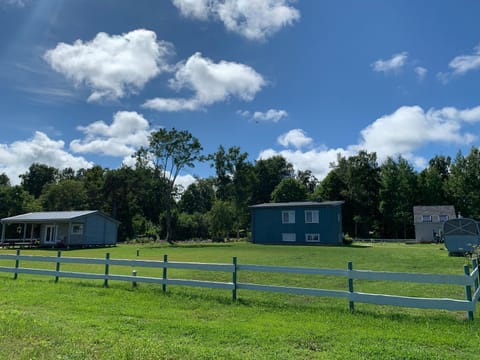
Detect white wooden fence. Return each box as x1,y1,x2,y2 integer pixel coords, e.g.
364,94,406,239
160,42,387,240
0,250,479,320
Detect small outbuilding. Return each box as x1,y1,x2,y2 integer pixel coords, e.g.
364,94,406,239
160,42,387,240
249,201,344,245
443,217,480,255
0,210,119,248
413,205,456,243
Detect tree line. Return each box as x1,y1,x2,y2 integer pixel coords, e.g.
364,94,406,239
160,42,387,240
1,128,480,241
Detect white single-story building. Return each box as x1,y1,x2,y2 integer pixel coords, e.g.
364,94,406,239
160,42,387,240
413,205,456,242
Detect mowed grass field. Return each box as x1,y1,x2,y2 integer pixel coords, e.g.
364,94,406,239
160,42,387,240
1,242,479,359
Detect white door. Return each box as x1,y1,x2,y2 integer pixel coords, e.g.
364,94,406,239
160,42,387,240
44,225,56,244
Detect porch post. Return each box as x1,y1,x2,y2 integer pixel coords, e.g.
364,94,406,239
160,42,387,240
22,223,27,240
1,222,5,242
67,222,71,249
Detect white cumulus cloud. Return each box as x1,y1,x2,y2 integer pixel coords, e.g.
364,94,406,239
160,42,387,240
0,132,93,185
259,105,480,180
437,44,480,83
44,29,173,102
70,111,153,162
277,129,312,149
353,106,476,158
172,0,300,41
239,108,288,122
415,66,427,80
253,109,288,122
176,174,197,190
448,44,480,75
143,52,265,111
259,147,349,182
372,52,408,73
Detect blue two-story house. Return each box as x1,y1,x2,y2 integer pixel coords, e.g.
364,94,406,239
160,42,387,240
249,201,344,245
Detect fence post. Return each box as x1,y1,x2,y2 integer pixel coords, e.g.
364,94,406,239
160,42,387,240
348,261,354,313
162,254,168,293
136,248,140,257
132,270,137,287
13,249,20,280
476,255,480,295
232,257,238,301
472,258,479,293
103,252,110,287
464,264,474,320
55,250,61,283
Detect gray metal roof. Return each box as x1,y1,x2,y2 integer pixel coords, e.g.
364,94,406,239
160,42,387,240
249,201,344,209
413,205,456,217
1,211,98,223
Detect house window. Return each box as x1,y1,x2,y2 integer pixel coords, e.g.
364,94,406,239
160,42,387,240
305,233,320,242
282,211,295,224
439,215,449,222
71,223,83,235
282,233,296,242
305,210,319,223
422,215,432,223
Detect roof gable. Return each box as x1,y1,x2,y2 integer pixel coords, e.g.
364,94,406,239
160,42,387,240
413,205,456,217
413,205,456,224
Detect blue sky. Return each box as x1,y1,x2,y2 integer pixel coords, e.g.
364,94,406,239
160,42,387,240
1,0,480,187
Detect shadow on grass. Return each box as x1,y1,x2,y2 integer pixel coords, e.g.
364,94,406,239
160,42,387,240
144,243,235,249
347,244,373,248
350,306,469,323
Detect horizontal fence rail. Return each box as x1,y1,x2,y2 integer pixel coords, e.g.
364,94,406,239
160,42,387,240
0,250,479,320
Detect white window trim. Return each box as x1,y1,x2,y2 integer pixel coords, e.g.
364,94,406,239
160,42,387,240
71,223,84,235
282,233,296,242
422,215,432,223
305,210,319,224
282,210,295,224
305,233,320,242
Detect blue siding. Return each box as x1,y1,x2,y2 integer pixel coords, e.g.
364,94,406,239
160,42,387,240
250,202,343,245
84,213,118,245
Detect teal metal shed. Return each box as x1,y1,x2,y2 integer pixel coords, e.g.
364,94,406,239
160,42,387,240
249,201,344,245
1,211,120,248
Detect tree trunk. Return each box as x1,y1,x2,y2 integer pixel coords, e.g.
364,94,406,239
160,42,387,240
165,205,173,244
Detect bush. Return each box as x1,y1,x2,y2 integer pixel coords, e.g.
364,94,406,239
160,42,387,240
342,234,353,245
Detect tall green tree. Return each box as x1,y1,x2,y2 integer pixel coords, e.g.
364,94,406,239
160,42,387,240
20,163,58,198
58,167,77,180
251,156,294,204
314,169,344,202
0,185,40,218
212,145,234,201
320,151,381,237
379,156,417,238
213,146,256,233
271,177,308,202
296,169,319,195
0,173,10,187
103,166,139,241
40,179,88,211
178,178,215,214
80,165,107,211
208,200,235,239
417,155,451,205
211,145,255,236
135,128,203,243
446,148,480,218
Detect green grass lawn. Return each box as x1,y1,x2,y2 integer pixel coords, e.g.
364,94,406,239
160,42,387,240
0,242,479,359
